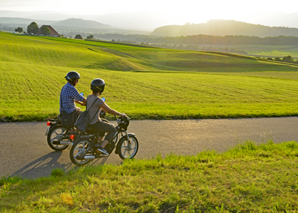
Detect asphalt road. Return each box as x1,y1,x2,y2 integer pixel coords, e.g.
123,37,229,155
1,117,298,179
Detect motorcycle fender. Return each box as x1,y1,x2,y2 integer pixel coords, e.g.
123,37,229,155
115,133,135,154
45,124,57,136
45,128,49,136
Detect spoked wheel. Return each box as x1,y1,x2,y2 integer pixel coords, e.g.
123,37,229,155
47,125,69,151
118,135,139,160
70,138,92,166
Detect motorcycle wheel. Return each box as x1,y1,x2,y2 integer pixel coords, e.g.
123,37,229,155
70,138,92,166
47,125,69,151
118,135,139,160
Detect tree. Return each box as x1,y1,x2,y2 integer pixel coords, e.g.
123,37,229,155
75,34,83,39
40,26,51,35
27,22,39,35
86,34,94,40
15,27,23,33
282,55,294,63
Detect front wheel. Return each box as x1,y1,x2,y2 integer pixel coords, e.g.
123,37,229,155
47,125,69,151
70,138,92,166
118,135,139,160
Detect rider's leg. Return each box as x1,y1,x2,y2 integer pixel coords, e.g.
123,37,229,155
90,122,117,154
101,130,116,147
98,132,105,142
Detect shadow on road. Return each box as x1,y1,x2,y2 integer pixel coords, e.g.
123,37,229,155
10,151,73,179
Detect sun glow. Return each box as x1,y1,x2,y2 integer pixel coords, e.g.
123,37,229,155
1,0,298,26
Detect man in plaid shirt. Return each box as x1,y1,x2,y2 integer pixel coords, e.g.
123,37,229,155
60,71,86,129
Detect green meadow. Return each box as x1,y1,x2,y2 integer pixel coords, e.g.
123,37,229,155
206,44,298,58
2,32,298,212
1,31,298,121
1,141,298,212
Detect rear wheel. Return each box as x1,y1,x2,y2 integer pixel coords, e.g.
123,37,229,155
118,135,139,160
47,125,69,151
70,138,92,166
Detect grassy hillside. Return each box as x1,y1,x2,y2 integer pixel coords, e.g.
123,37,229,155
1,32,298,121
1,141,298,212
199,44,298,59
151,19,298,37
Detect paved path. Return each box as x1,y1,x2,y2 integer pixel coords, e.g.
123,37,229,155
1,117,298,179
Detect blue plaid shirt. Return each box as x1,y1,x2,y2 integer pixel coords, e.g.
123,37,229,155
60,82,84,113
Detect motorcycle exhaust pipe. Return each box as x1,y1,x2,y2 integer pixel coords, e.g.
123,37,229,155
84,156,95,160
60,141,71,145
53,141,71,145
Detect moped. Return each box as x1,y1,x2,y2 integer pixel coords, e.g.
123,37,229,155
69,116,139,166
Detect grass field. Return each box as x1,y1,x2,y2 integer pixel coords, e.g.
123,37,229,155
1,32,298,121
204,44,298,59
1,141,298,212
2,32,298,212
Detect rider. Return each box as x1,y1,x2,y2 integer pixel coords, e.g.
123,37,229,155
60,71,86,129
87,78,127,156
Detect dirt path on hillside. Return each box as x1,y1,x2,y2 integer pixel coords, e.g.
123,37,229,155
1,117,298,179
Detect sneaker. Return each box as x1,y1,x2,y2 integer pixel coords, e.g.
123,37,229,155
97,146,109,156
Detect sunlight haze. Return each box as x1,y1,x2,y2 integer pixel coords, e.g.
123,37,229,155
1,0,298,25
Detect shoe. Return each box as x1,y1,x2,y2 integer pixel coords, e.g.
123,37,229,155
94,153,101,158
97,146,109,156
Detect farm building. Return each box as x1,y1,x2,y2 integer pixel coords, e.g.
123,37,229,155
39,25,60,37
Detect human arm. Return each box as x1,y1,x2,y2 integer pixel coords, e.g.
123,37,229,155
72,87,86,106
75,98,86,106
100,102,127,117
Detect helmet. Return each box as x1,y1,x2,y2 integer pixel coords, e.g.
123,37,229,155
91,78,105,93
65,71,80,84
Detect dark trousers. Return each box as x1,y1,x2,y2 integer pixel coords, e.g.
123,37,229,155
61,109,82,129
89,121,117,142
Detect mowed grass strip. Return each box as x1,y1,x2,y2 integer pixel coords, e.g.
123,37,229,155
1,141,298,212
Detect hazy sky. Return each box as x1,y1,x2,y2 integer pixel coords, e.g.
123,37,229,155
1,0,298,24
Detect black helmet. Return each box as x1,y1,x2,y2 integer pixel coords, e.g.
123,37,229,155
65,71,80,84
91,78,105,93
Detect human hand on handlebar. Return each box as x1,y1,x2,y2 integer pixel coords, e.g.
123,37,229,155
121,113,130,119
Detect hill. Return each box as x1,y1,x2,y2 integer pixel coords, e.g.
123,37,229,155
0,17,148,37
1,32,298,121
151,20,298,37
0,17,41,25
53,18,110,29
0,17,109,29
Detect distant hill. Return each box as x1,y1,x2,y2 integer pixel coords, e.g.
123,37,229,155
0,17,109,29
151,20,298,37
53,18,110,28
3,10,298,32
0,17,53,25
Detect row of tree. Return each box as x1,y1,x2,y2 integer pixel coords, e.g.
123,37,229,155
136,35,298,45
14,22,51,35
264,55,296,63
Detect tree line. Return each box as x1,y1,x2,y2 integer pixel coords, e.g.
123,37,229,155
14,22,51,35
135,35,298,45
